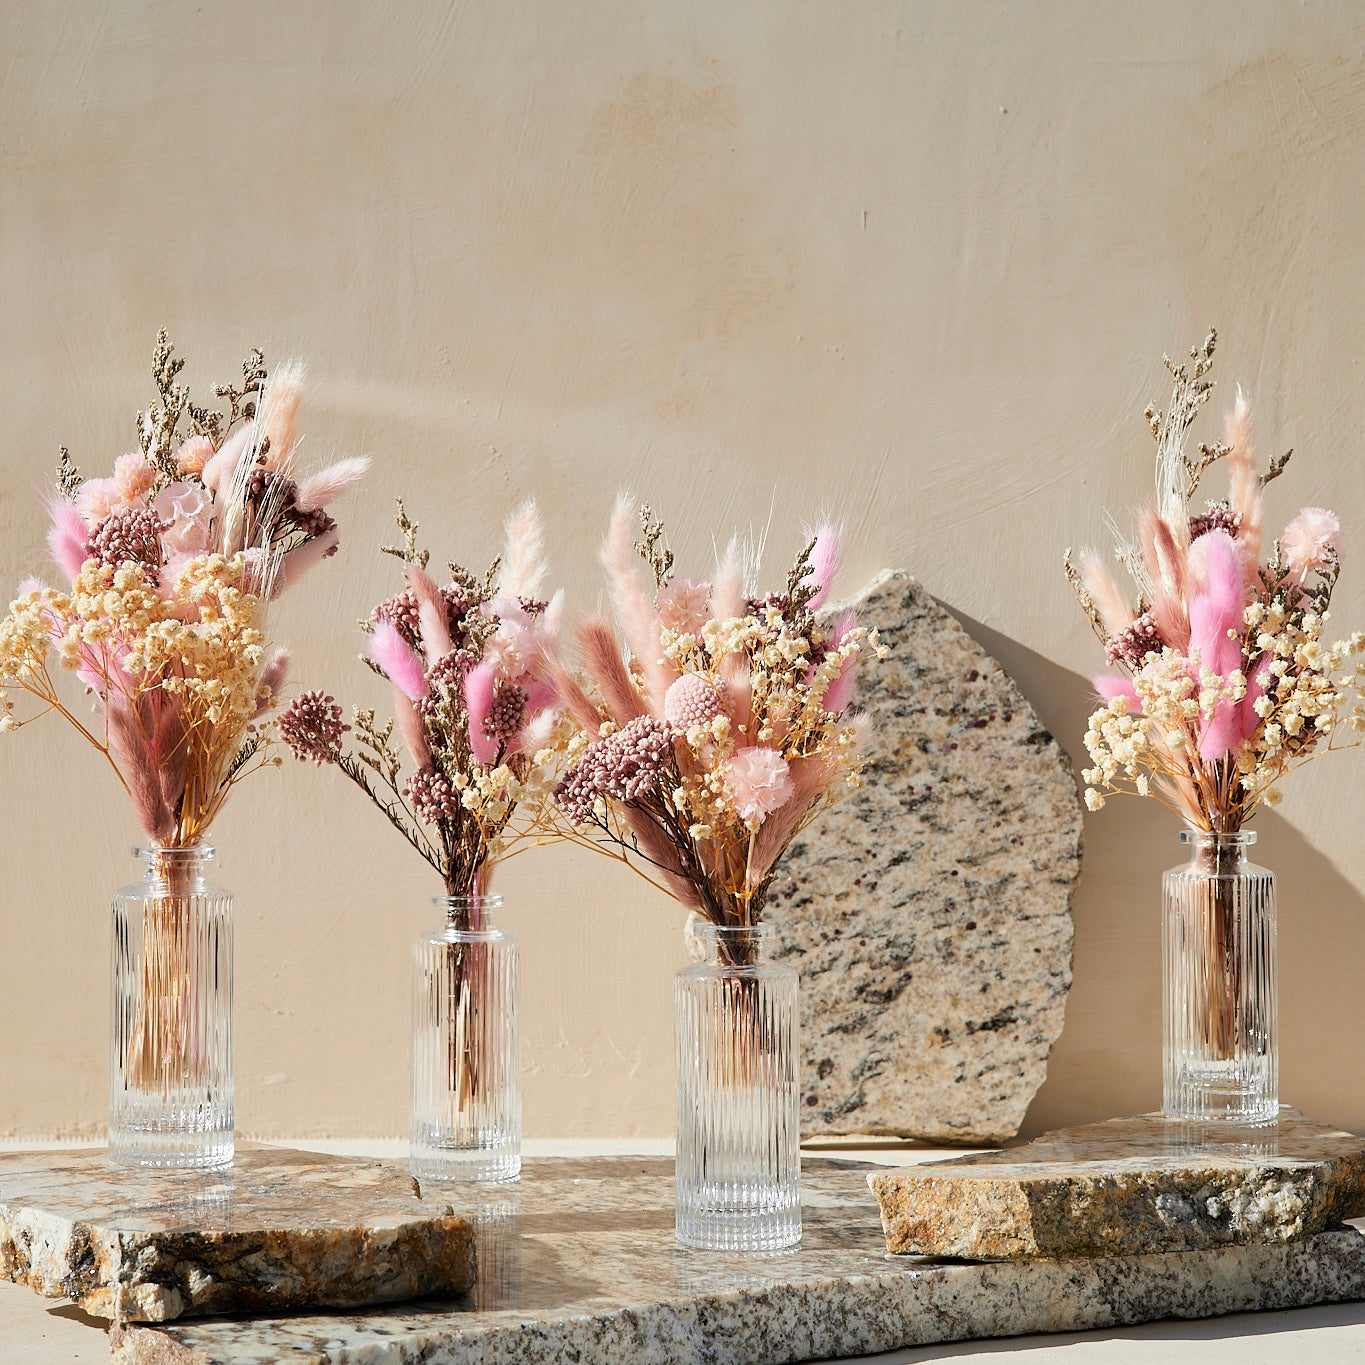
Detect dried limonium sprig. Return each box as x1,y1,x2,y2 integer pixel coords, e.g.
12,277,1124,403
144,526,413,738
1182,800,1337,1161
281,500,574,898
0,332,368,846
1066,330,1365,831
551,497,885,934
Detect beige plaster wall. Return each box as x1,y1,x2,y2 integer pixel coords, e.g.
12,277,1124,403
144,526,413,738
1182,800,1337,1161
2,2,1364,1142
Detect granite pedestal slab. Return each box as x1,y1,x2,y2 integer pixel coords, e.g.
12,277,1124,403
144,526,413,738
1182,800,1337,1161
766,571,1082,1146
111,1155,1365,1365
871,1112,1365,1260
0,1144,475,1322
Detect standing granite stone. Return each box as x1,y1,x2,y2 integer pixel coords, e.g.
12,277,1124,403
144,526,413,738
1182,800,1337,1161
766,572,1082,1145
0,1144,475,1322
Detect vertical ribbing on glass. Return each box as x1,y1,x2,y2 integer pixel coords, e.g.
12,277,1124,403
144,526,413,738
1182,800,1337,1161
410,896,520,1184
675,924,801,1251
109,847,233,1169
1163,831,1277,1125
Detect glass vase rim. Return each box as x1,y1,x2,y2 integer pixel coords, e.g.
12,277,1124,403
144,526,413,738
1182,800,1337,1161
432,892,505,911
1178,829,1256,847
687,919,776,939
133,844,217,862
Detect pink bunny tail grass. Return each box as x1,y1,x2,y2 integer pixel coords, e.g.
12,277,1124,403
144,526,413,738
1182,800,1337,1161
107,699,175,844
1094,673,1141,708
393,692,431,769
501,499,546,602
711,537,744,623
295,456,370,512
406,565,452,663
253,647,291,717
152,698,190,830
1078,552,1136,636
1224,386,1263,576
463,661,500,765
622,807,704,910
277,527,338,593
1140,509,1190,651
802,522,840,611
201,424,252,495
260,360,306,473
547,657,605,733
603,496,674,709
580,618,648,726
822,657,859,716
747,753,837,887
47,502,89,581
520,705,558,755
371,619,429,701
1188,530,1245,761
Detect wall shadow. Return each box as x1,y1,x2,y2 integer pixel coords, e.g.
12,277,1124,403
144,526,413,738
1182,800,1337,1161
943,604,1365,1138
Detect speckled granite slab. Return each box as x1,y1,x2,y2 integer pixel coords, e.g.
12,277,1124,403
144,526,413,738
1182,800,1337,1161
871,1112,1365,1259
768,572,1082,1145
111,1156,1365,1364
0,1144,474,1322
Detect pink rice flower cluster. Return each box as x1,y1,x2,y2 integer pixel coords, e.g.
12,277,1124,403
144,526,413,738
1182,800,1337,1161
663,673,725,730
86,505,169,579
1104,611,1163,667
556,715,673,823
405,765,462,823
372,583,471,652
279,690,350,765
484,680,528,746
1189,506,1243,540
419,646,481,716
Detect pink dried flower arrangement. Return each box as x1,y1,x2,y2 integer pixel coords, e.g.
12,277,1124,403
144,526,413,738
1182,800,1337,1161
1067,329,1365,830
552,499,884,929
0,332,366,846
281,499,572,897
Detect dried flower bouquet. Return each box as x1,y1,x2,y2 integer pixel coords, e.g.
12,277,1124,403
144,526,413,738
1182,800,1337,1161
552,498,884,955
1066,329,1365,830
0,332,365,1107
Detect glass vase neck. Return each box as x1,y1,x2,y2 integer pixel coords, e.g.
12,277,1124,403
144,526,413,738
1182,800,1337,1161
135,846,216,886
1179,830,1256,849
1180,829,1255,871
687,920,776,966
435,893,503,933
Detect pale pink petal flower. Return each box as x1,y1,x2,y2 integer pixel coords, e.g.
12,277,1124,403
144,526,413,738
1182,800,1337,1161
727,746,795,824
154,481,213,557
74,477,120,527
657,577,712,632
1281,506,1341,580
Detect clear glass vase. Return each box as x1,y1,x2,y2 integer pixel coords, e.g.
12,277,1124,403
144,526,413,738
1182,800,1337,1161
109,846,233,1168
1163,830,1277,1124
410,893,521,1183
675,920,801,1251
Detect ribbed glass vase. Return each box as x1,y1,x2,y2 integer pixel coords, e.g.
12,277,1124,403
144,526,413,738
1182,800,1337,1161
1163,830,1277,1124
675,921,801,1251
410,893,521,1183
109,846,233,1168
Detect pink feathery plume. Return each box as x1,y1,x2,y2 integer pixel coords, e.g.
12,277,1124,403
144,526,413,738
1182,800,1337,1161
252,647,290,717
1140,509,1189,650
1224,386,1263,577
260,361,305,473
393,692,430,768
406,565,452,664
579,618,647,725
463,661,499,765
802,523,840,611
523,678,559,716
747,754,837,885
201,424,252,495
294,456,370,512
47,502,89,581
153,697,190,827
107,698,175,844
823,658,859,716
500,499,546,602
370,619,429,702
520,709,557,754
710,537,744,623
276,528,339,595
546,657,604,732
1187,530,1245,761
602,496,674,710
1094,674,1141,708
1240,652,1271,740
622,807,702,909
1078,552,1136,636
